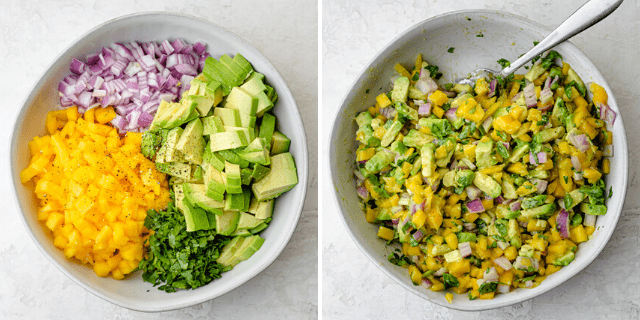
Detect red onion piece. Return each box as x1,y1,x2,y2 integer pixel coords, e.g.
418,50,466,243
458,242,472,258
497,284,511,294
434,268,446,277
531,179,548,194
413,230,424,241
415,77,438,95
511,91,523,103
422,278,433,289
568,133,590,152
484,267,499,282
523,82,537,108
466,185,482,201
525,280,534,288
509,201,521,211
482,116,493,132
584,214,596,227
379,106,396,119
493,256,513,270
357,186,369,199
557,209,570,239
417,101,432,116
597,102,617,127
466,199,485,213
444,108,458,123
488,79,497,97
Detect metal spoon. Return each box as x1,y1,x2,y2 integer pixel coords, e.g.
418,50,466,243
457,0,624,85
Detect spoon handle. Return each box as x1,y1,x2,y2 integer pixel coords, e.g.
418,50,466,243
500,0,624,77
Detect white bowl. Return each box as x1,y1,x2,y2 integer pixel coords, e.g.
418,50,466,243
329,10,627,311
9,12,308,312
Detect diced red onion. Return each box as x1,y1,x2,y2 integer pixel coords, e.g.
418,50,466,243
466,185,482,201
525,280,534,288
584,214,596,227
493,256,513,270
488,79,497,97
391,218,400,226
509,201,521,211
482,116,493,132
497,284,511,294
434,268,446,277
458,242,472,258
484,267,499,282
513,256,539,271
357,186,369,199
539,87,553,106
463,222,476,231
415,77,438,95
568,133,590,152
531,179,548,194
444,108,459,123
379,106,396,119
417,101,431,116
466,199,485,213
511,91,523,103
442,90,456,98
557,209,570,239
413,230,424,241
523,82,537,108
497,241,510,250
422,278,433,289
597,102,617,127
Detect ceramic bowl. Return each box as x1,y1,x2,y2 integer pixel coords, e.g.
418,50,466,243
9,12,308,312
329,10,627,311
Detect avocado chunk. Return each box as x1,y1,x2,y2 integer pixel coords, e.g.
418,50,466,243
184,95,215,117
270,131,291,155
553,251,575,266
421,143,436,178
225,192,246,211
380,120,403,147
475,141,495,168
140,131,163,159
188,78,207,96
507,219,522,248
535,127,565,144
252,152,298,201
580,203,607,216
238,137,271,166
173,184,186,213
520,203,556,220
251,164,271,182
202,141,225,172
183,183,224,212
223,235,265,268
237,212,264,230
205,80,224,107
217,149,250,168
216,236,246,266
258,113,276,150
402,129,435,148
248,198,275,219
473,172,502,198
241,77,274,117
363,149,395,175
391,77,410,103
204,166,226,202
181,197,211,232
155,162,191,179
159,127,185,163
209,130,249,152
450,93,473,109
220,54,247,83
249,222,269,234
213,107,242,127
508,144,530,163
225,161,243,194
215,210,240,236
175,118,205,165
202,115,225,135
224,126,254,142
565,189,587,209
225,87,258,128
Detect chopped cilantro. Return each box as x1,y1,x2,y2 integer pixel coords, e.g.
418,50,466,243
443,273,459,289
478,281,498,294
447,47,455,53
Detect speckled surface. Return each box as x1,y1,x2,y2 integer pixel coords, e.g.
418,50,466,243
0,0,317,319
321,0,640,319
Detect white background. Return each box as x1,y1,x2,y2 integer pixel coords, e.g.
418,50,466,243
0,0,317,319
321,0,640,319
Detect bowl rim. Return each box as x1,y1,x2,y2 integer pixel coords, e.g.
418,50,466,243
328,8,628,311
9,11,309,312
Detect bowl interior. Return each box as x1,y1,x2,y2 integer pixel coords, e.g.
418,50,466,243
10,12,308,312
329,10,627,311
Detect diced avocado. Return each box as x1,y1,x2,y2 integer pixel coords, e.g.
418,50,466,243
565,189,586,209
241,77,274,117
355,111,373,127
238,137,271,166
534,127,565,143
215,210,240,236
456,232,476,243
209,130,249,152
242,188,251,212
204,57,239,95
183,183,224,211
550,98,569,127
380,120,403,147
202,141,225,171
167,98,199,128
224,235,265,268
402,129,435,148
450,93,472,109
188,78,207,96
434,139,456,168
520,203,556,220
217,149,250,168
175,118,205,165
233,53,254,75
155,142,168,163
220,54,246,83
204,166,226,202
431,243,452,256
473,172,502,198
521,194,547,209
391,76,410,102
528,170,549,180
355,112,380,147
251,164,270,182
224,126,254,142
184,95,215,117
190,165,204,183
225,192,245,211
173,184,186,213
249,222,269,234
581,203,607,216
394,101,418,122
566,68,586,96
553,251,575,266
363,149,395,175
508,144,530,163
442,170,475,190
408,86,427,100
225,87,258,127
162,127,186,163
252,152,298,201
418,118,452,139
508,219,522,248
225,161,243,194
245,71,264,83
501,179,518,199
216,236,246,266
258,113,276,150
421,143,436,178
519,244,534,258
231,229,252,237
213,107,242,127
140,131,162,159
205,80,224,107
182,197,211,232
524,63,547,83
241,168,253,185
155,162,191,179
237,212,263,230
452,84,472,94
475,141,495,168
270,131,291,155
202,115,225,135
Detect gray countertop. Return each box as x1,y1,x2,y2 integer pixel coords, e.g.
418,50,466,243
0,1,318,319
321,0,640,319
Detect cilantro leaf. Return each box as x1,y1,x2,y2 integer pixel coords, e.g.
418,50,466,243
443,273,459,289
